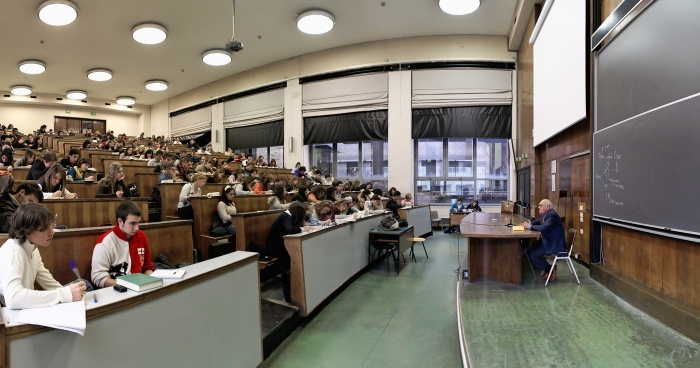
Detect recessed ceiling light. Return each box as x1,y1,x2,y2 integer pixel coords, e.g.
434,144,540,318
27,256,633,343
38,0,78,26
19,60,46,75
297,10,335,35
202,49,232,66
116,96,136,106
145,80,168,91
66,90,87,100
87,68,113,81
439,0,480,15
10,85,32,96
132,23,167,45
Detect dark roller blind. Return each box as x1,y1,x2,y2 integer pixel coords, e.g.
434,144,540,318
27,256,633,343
304,110,388,144
412,106,512,139
226,120,283,150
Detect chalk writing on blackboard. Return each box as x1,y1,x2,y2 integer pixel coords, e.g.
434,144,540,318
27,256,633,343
595,145,624,206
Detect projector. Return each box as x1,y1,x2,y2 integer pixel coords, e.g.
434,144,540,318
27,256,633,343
225,40,244,52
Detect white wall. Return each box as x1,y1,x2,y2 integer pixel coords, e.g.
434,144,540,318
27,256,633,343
150,99,170,138
0,103,143,136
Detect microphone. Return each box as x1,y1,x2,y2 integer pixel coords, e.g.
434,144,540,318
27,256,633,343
68,259,81,279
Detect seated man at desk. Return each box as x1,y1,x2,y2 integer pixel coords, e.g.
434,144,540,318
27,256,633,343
0,203,86,309
523,199,566,282
0,182,44,233
91,200,155,288
450,197,467,212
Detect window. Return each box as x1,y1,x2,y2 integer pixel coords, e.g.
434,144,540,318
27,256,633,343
307,141,388,191
415,138,508,205
245,146,284,167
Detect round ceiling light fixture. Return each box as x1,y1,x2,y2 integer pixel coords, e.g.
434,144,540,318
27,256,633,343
19,60,46,75
202,49,232,66
116,96,136,106
132,23,167,45
87,68,113,81
10,85,32,96
439,0,481,15
296,10,335,35
66,90,87,100
145,80,168,91
38,0,78,26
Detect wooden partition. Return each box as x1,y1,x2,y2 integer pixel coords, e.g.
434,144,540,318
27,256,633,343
134,173,160,200
86,150,121,174
190,196,227,261
0,220,193,285
232,210,284,252
397,205,433,238
42,197,149,228
12,180,99,200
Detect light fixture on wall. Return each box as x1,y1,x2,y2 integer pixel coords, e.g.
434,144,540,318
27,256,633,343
289,137,294,152
66,90,87,100
202,49,232,66
297,10,335,34
18,60,46,75
87,68,113,81
38,0,78,26
10,85,32,96
439,0,480,15
215,130,220,143
132,23,167,45
116,96,136,106
145,80,168,91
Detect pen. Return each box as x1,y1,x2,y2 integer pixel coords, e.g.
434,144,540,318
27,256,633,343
93,294,98,303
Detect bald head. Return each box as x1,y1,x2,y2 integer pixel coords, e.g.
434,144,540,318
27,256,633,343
538,199,553,215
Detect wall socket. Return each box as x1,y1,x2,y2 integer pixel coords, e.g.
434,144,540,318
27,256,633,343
580,228,584,234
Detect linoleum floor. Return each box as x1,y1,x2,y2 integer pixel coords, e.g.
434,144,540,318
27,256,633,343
261,231,700,368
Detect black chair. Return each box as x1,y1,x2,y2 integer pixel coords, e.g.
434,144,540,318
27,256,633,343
370,238,399,274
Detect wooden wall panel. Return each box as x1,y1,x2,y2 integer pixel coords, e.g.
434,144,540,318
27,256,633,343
602,224,700,309
516,9,537,170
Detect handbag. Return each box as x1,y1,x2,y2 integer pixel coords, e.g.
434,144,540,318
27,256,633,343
378,216,399,230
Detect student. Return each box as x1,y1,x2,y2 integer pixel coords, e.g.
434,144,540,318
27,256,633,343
159,162,179,183
367,194,383,213
0,203,87,309
217,186,237,236
235,176,255,195
385,190,403,218
292,185,308,203
14,149,35,167
66,158,95,181
466,200,482,212
314,200,335,222
268,184,291,210
268,159,278,168
401,193,414,207
0,183,43,233
96,162,132,198
37,165,77,199
59,148,80,168
177,172,207,219
253,176,272,194
307,186,326,203
450,198,467,212
26,151,57,180
267,203,309,302
91,200,155,288
0,148,13,170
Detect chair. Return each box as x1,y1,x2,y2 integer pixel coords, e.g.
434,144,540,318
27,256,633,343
430,210,441,229
545,228,581,286
408,237,428,262
370,239,398,274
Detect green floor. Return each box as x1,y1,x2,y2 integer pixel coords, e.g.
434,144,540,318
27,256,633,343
262,231,700,368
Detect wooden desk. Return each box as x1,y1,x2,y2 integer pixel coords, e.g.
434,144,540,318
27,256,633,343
160,183,274,219
284,214,384,317
0,252,262,368
43,198,149,228
0,220,194,285
459,213,540,285
369,226,415,275
450,212,467,225
397,205,433,237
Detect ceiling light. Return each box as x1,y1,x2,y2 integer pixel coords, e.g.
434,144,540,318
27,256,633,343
116,96,136,106
66,90,87,100
38,0,78,26
297,10,335,34
87,68,113,81
132,23,167,45
202,49,232,66
10,85,32,96
439,0,480,15
145,80,168,91
18,60,46,75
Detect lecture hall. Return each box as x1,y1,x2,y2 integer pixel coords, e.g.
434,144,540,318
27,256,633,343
0,0,698,367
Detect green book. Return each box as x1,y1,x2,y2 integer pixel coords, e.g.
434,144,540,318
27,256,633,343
116,273,163,292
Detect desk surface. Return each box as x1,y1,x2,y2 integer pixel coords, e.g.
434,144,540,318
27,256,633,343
460,213,540,239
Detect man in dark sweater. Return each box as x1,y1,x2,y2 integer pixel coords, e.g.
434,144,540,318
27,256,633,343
59,149,80,169
0,182,44,232
26,152,58,180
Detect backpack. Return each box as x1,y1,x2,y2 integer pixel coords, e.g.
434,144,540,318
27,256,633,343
378,216,399,230
148,186,161,203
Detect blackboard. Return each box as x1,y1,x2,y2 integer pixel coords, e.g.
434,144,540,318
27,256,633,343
593,0,700,235
593,94,700,234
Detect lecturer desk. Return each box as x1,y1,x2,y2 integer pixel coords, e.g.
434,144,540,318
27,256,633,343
0,252,263,368
459,213,540,285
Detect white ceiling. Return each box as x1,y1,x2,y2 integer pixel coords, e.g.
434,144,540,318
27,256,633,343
0,0,525,107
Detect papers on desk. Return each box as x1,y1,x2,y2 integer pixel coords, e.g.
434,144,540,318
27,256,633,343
151,269,186,279
7,301,86,335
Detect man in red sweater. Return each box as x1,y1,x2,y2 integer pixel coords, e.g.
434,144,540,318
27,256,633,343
91,200,155,288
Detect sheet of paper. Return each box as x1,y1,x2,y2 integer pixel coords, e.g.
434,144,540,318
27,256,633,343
15,301,86,335
151,269,186,279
